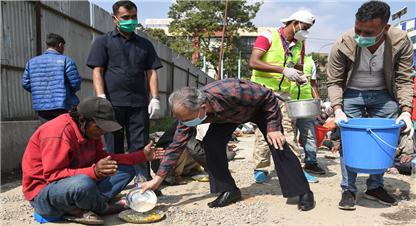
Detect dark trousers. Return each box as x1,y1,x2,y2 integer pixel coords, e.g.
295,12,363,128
37,109,68,125
392,158,412,174
322,140,339,150
202,110,310,198
104,106,151,180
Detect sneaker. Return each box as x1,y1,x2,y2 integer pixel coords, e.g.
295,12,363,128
304,163,325,174
304,171,319,183
338,189,356,210
254,170,267,183
364,187,398,206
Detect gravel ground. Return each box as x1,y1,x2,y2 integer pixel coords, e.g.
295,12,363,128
1,135,416,225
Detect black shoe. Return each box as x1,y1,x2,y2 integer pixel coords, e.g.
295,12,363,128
229,137,239,143
338,189,356,210
364,187,398,206
154,188,163,196
304,163,325,174
298,191,315,211
207,188,242,208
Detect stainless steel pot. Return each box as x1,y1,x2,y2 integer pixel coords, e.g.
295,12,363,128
275,84,322,119
286,98,321,119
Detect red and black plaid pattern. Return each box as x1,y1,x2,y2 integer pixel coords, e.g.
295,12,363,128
157,78,282,177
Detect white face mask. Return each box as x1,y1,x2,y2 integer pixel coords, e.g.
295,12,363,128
293,23,309,41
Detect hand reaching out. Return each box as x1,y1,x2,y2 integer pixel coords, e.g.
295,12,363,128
143,141,165,161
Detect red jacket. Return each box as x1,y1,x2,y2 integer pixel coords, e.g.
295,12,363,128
22,114,146,201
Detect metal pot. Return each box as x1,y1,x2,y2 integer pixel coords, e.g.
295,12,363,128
286,98,322,119
275,84,322,119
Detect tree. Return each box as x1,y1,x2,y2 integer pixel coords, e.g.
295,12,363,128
167,0,262,78
147,28,169,45
307,51,329,100
308,51,328,80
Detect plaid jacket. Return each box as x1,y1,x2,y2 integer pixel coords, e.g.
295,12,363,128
157,78,282,177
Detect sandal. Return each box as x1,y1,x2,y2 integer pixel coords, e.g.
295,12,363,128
63,210,104,225
111,199,130,212
387,167,399,174
174,175,188,185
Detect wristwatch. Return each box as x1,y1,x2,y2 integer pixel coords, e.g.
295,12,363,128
401,106,412,114
152,95,160,100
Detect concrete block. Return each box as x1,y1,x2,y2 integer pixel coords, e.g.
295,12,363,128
1,121,40,173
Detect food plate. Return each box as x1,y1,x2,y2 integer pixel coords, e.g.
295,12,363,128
118,209,164,223
192,174,209,182
126,187,157,212
233,155,245,159
324,154,338,159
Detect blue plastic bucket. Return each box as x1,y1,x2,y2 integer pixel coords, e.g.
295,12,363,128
338,118,403,174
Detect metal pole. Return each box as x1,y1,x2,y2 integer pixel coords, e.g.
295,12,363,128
203,55,206,73
35,1,42,56
221,57,224,80
238,51,241,79
316,43,334,68
217,0,229,80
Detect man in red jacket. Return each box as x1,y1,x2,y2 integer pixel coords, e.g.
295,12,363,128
22,96,163,224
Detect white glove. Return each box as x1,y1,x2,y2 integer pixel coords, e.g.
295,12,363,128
282,68,303,82
334,109,348,125
396,112,414,139
296,74,310,87
148,99,160,119
97,94,106,99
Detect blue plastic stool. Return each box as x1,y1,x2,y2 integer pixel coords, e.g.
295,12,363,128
34,212,63,224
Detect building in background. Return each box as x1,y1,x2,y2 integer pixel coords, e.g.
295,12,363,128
154,26,278,79
394,17,416,64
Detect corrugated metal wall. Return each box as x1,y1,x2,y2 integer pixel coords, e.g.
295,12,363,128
1,1,37,119
91,3,114,41
1,1,213,121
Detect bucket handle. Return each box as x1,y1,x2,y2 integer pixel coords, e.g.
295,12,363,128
290,83,319,101
367,129,397,149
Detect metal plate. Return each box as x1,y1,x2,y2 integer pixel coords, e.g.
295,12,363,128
126,188,157,212
192,174,209,182
118,209,164,223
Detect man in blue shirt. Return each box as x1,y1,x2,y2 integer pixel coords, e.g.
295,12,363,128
22,33,82,125
86,0,163,192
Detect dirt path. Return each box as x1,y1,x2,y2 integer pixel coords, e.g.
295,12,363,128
1,135,416,225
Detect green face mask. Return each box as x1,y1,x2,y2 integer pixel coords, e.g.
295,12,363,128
115,17,137,33
353,26,385,48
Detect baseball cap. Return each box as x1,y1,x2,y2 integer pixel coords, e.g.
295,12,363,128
280,10,315,25
77,96,122,132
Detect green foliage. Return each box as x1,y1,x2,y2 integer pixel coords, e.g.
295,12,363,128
308,52,328,68
147,28,169,45
308,51,329,80
149,110,176,133
167,0,263,77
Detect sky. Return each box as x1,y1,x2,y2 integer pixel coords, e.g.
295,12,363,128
89,0,416,54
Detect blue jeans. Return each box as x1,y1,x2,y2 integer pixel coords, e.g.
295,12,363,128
340,89,399,193
29,165,135,218
296,117,317,165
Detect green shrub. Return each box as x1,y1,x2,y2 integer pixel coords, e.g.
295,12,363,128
149,110,176,133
